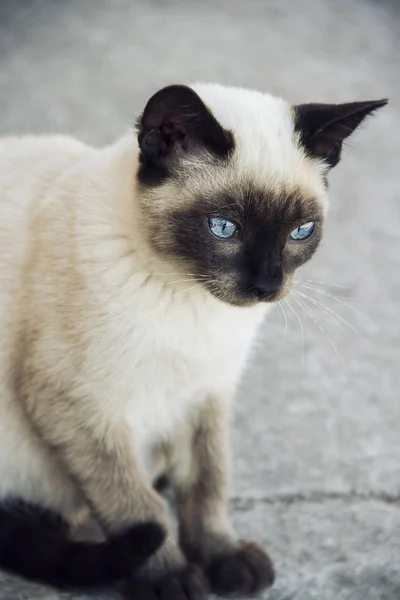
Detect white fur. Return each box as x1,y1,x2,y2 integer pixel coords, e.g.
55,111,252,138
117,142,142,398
192,83,329,207
0,85,326,519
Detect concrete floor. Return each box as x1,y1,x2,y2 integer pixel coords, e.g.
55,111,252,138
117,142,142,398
0,0,399,598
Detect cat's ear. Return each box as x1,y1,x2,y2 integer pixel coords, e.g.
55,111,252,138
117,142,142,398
294,99,388,168
136,85,233,181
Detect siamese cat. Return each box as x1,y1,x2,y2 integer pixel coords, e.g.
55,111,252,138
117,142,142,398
0,83,386,599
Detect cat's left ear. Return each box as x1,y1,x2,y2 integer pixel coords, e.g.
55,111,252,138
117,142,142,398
294,99,388,168
136,85,233,183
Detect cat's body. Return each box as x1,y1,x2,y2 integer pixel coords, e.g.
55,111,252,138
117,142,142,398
0,135,92,519
0,132,265,516
0,83,386,599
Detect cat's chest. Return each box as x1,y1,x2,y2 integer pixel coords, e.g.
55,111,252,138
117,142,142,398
111,296,268,447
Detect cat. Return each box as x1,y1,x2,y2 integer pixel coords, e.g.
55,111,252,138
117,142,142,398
0,83,386,599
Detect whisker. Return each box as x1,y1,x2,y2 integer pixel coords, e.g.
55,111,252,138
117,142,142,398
292,290,348,373
163,278,203,286
295,281,370,325
171,276,223,300
151,272,210,278
172,284,203,297
277,301,289,351
285,296,305,366
295,280,353,300
302,297,351,341
296,290,358,336
300,278,349,289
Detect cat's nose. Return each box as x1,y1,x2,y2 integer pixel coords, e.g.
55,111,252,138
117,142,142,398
253,282,281,300
252,272,283,300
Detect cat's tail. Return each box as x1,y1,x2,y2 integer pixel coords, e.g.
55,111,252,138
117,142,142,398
0,499,164,589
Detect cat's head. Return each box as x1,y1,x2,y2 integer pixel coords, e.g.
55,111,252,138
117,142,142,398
135,84,386,307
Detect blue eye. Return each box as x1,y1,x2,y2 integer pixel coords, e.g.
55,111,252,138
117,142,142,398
208,217,237,239
290,221,315,241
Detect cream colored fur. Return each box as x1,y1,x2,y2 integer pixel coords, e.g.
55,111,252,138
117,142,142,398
0,84,327,576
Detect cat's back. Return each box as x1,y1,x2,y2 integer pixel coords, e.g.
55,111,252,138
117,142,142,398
0,134,91,212
0,134,91,264
0,134,92,354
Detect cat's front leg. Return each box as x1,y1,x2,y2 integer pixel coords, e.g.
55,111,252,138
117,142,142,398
172,395,275,597
18,376,207,600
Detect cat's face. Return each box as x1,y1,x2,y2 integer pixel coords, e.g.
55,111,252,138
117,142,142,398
135,84,386,307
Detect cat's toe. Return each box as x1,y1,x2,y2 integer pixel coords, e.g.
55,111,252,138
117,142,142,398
128,565,208,600
207,541,275,597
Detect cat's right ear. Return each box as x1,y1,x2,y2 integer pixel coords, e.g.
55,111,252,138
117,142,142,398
136,85,233,184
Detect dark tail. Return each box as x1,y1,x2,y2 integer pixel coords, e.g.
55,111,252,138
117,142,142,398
0,499,164,589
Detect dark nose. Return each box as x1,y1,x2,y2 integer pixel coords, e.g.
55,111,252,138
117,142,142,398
252,270,283,300
253,281,281,300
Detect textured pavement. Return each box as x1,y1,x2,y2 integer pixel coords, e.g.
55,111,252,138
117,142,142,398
0,0,399,599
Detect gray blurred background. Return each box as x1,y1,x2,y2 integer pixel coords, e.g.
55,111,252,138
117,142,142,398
0,1,399,599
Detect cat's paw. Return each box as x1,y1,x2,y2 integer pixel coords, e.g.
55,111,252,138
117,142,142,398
127,564,208,600
207,541,275,597
108,521,166,577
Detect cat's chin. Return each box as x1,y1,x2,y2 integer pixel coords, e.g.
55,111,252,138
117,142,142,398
207,289,286,308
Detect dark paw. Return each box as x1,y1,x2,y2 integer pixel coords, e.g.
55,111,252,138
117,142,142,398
207,541,275,597
126,522,166,564
108,522,166,577
127,565,208,600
